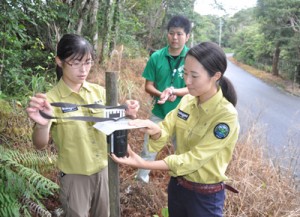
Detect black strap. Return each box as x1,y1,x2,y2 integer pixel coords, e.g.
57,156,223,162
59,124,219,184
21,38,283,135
39,102,128,122
167,56,183,86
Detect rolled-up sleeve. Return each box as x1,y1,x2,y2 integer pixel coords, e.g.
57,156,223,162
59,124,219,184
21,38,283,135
148,107,178,152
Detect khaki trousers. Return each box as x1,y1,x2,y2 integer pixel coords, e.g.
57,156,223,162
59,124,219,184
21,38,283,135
59,167,109,217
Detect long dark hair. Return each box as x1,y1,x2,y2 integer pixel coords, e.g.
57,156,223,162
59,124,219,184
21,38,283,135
186,42,237,106
56,34,95,81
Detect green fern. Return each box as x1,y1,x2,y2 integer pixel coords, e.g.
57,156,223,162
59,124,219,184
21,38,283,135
3,147,57,173
0,190,21,217
0,145,59,216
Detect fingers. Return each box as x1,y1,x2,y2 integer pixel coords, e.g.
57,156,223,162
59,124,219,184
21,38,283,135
28,93,47,110
128,119,160,136
128,119,141,126
126,100,140,109
128,119,150,127
125,100,140,118
26,93,52,125
169,94,177,102
109,144,140,168
157,98,167,104
127,144,133,152
158,94,175,104
109,144,131,163
110,153,121,163
157,88,176,104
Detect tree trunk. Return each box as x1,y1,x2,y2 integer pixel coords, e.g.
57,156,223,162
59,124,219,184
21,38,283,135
272,42,280,76
90,0,99,51
145,1,165,50
76,0,89,34
99,0,111,63
294,64,300,85
109,0,120,54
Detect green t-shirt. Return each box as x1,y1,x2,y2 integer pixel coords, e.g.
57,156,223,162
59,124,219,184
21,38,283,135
142,45,189,119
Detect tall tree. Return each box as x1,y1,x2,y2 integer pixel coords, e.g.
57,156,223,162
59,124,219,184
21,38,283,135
256,0,295,76
99,0,113,62
118,0,166,53
109,0,121,53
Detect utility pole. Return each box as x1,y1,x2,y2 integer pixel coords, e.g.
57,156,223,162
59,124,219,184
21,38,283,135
191,22,194,46
218,17,223,47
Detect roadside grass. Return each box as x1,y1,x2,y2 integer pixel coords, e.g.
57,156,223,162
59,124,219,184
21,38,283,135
225,116,300,217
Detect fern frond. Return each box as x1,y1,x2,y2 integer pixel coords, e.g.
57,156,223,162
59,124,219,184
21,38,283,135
1,146,59,216
9,159,59,197
1,149,59,198
1,146,57,172
0,191,21,217
21,197,51,217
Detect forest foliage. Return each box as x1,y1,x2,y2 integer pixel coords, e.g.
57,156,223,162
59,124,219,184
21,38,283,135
0,0,300,101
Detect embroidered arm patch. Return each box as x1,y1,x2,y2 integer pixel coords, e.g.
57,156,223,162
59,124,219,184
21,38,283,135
214,123,230,139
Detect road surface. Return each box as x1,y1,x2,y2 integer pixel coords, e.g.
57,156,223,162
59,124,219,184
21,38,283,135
225,58,300,163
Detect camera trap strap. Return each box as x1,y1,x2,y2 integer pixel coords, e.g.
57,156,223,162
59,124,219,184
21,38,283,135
39,102,128,122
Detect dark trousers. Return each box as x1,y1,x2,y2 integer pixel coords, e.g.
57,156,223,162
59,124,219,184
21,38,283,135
168,177,225,217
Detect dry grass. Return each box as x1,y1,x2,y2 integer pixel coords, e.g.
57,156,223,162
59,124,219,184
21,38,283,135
225,120,300,217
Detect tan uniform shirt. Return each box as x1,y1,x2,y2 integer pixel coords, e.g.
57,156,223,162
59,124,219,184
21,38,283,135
47,79,107,175
149,88,240,184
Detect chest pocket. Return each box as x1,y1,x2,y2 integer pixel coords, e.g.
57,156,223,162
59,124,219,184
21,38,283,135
176,116,188,129
53,106,81,124
190,122,209,139
89,108,105,118
175,114,189,143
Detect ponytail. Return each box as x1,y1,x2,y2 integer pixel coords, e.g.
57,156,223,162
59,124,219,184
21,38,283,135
56,65,63,81
219,76,237,107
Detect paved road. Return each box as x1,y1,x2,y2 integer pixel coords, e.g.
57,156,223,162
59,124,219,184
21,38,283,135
225,58,300,157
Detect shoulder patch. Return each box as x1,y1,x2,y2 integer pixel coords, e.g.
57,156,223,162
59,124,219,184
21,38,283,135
214,123,230,139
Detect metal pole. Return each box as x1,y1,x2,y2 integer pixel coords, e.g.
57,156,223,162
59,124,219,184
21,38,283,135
105,71,120,217
219,17,223,47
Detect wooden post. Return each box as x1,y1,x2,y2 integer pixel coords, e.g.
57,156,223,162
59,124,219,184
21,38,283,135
105,71,120,217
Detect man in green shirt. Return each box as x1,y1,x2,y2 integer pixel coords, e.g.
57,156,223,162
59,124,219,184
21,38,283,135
136,15,191,183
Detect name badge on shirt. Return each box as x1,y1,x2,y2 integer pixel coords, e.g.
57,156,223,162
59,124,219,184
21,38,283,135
61,106,78,113
177,109,189,120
